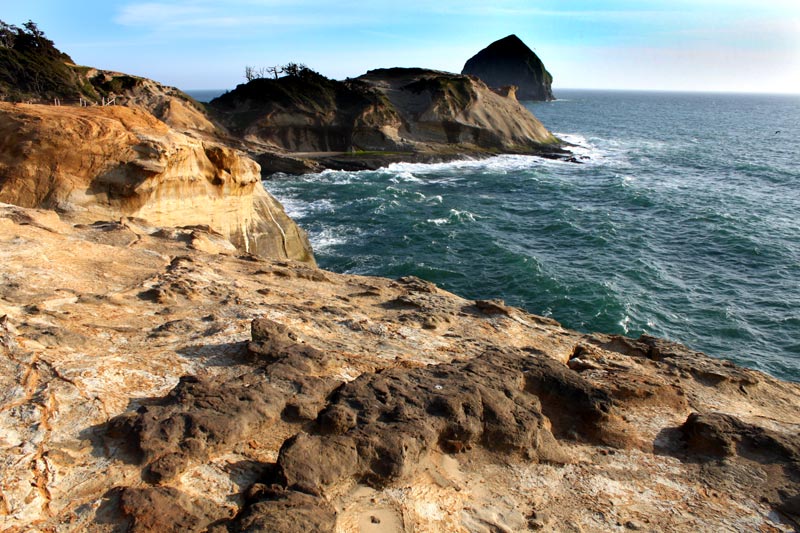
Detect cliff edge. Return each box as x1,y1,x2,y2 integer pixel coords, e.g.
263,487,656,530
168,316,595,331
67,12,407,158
0,203,798,532
462,34,555,102
0,102,314,263
209,66,564,174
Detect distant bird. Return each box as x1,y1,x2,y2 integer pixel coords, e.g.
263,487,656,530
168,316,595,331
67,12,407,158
775,130,781,134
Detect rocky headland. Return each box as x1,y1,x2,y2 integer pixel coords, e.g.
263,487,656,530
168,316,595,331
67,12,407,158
2,20,570,175
208,66,567,174
0,102,313,263
462,35,555,102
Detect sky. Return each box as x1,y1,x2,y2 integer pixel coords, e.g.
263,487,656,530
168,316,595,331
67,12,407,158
3,1,800,94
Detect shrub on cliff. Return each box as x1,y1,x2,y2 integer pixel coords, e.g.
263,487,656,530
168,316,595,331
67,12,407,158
0,19,99,101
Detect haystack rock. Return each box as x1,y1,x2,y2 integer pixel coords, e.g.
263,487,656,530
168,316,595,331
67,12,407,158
0,102,314,263
462,34,555,101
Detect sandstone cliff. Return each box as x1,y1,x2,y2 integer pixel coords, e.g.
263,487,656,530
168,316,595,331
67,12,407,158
462,34,555,102
0,202,798,532
358,67,558,150
0,103,313,263
87,70,221,135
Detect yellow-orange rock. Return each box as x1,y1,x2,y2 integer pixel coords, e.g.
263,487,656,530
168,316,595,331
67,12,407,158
0,102,314,263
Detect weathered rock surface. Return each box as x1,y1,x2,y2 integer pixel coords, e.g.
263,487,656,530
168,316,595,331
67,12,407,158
1,202,799,532
462,34,555,101
87,69,222,135
357,68,558,151
209,67,564,174
0,102,314,263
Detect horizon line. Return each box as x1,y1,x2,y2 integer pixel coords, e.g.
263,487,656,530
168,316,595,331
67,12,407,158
181,85,800,97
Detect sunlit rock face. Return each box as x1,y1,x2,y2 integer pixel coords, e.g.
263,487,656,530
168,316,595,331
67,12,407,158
0,102,314,263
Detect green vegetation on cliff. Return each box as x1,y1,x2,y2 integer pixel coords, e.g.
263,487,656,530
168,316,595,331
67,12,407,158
0,20,97,101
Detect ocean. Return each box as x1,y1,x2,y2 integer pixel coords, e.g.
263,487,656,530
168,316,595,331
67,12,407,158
263,89,800,382
185,89,227,102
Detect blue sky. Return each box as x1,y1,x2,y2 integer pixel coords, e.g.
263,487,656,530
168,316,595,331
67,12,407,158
4,1,799,93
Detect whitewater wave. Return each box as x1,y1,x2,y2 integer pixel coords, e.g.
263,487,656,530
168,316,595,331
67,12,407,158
309,226,360,251
270,197,335,219
274,196,311,219
387,154,546,175
427,209,478,226
388,170,422,183
555,132,618,164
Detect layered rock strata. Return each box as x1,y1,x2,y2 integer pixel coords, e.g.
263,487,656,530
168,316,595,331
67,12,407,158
0,203,798,532
0,102,313,263
209,67,565,174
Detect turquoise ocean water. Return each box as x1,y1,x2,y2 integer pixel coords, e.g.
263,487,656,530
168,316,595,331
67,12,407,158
262,90,800,381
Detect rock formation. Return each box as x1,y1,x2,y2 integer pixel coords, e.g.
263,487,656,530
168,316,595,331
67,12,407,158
462,34,555,101
0,202,798,532
209,66,564,173
0,103,314,263
3,20,568,177
88,70,221,135
2,20,798,533
357,67,558,151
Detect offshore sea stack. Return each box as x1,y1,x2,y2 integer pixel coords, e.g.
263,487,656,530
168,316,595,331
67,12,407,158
462,34,555,101
0,103,314,263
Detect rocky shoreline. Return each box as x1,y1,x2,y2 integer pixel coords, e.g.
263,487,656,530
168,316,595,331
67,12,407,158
0,203,798,532
1,24,799,533
256,144,577,176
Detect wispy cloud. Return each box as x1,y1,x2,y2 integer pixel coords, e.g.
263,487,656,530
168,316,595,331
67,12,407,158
115,3,210,26
115,1,366,30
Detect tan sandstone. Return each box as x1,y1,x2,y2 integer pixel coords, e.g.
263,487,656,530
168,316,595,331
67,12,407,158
0,203,798,532
0,102,313,263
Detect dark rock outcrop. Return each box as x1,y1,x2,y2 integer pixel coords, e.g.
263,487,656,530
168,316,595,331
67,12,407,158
679,412,800,525
462,34,555,101
108,318,339,484
225,485,337,533
118,486,232,533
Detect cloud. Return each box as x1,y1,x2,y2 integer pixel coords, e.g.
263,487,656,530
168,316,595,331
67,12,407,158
115,3,211,26
115,1,365,30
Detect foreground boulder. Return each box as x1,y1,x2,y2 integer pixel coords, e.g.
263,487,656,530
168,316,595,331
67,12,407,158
462,34,555,101
0,102,314,263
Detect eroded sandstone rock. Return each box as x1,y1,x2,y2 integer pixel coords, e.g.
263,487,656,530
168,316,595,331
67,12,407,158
209,67,562,162
2,203,800,532
0,102,314,263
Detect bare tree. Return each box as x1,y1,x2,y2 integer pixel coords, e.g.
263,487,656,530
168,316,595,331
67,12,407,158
265,66,282,79
245,65,285,82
